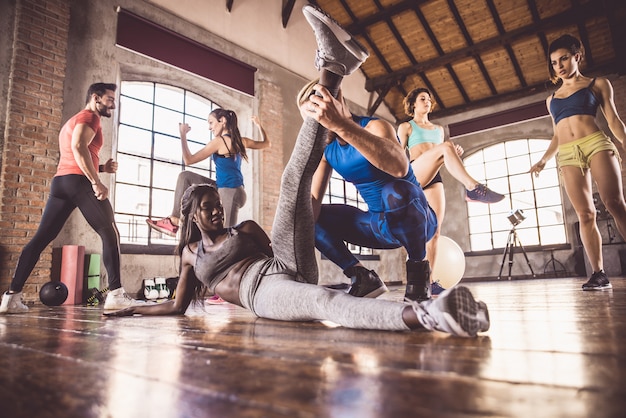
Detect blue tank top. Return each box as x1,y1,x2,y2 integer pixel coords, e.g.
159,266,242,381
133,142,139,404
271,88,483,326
212,153,244,188
407,120,444,148
550,78,599,125
324,115,419,213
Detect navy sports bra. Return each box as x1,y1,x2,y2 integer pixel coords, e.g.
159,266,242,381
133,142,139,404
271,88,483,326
550,78,599,125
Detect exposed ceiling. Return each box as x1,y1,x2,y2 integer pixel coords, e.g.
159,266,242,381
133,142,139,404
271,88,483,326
264,0,625,123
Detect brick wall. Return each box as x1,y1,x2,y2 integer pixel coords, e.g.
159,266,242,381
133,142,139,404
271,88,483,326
256,80,283,233
0,0,69,298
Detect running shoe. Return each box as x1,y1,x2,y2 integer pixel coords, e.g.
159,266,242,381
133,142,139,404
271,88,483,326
466,184,505,204
206,295,228,305
302,4,369,76
103,287,146,310
346,266,388,298
0,291,29,314
582,270,612,290
146,217,178,237
409,286,490,337
431,281,446,296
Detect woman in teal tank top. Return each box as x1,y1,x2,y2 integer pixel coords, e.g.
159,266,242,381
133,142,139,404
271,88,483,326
398,88,504,294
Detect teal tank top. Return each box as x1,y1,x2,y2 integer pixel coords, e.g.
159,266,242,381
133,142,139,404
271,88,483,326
406,120,444,148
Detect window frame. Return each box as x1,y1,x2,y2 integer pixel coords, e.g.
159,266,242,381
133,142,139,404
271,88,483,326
463,138,567,253
114,81,220,253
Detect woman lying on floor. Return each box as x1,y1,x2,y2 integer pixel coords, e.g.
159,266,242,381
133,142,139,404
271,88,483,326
104,4,489,337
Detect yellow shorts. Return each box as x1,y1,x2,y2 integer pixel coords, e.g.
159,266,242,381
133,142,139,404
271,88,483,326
557,131,620,172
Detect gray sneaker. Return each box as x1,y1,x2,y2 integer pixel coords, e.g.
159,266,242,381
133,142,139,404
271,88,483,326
410,286,490,337
302,4,369,76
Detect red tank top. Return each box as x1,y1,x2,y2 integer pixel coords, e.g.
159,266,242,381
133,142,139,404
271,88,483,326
55,109,102,177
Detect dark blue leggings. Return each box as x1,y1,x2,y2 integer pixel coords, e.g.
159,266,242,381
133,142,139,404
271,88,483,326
315,179,437,271
10,175,121,292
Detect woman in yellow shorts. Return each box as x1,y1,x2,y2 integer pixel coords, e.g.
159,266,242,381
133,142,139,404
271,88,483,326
530,34,626,290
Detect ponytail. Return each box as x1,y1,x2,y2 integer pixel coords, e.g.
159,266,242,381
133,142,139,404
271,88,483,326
210,108,248,161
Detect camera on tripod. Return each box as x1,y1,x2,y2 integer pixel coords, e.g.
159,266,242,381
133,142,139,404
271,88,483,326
498,208,535,280
507,209,526,227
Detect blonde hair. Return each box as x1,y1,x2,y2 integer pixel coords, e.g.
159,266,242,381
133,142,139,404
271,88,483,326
297,78,320,107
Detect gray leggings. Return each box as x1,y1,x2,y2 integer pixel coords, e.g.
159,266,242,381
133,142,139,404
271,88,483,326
238,117,409,331
172,171,245,227
218,186,246,227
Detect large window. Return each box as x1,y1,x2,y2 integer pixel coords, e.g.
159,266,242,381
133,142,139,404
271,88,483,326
464,139,565,251
114,82,219,247
323,171,373,256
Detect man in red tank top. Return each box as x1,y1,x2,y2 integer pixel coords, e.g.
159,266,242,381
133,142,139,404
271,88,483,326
0,83,144,314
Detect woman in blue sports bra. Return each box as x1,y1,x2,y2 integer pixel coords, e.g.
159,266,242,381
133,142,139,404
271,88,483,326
397,88,504,295
147,109,270,238
530,34,626,291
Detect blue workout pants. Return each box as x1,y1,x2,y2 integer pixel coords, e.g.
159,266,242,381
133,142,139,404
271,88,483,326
315,179,437,271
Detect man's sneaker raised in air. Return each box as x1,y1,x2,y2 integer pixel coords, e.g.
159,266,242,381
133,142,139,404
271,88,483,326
431,281,446,296
302,4,369,76
103,287,146,310
466,184,505,204
582,270,612,290
409,286,490,337
0,292,29,314
146,217,178,237
345,265,388,298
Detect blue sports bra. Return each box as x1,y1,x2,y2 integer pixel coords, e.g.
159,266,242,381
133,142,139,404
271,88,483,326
550,78,599,125
406,120,444,148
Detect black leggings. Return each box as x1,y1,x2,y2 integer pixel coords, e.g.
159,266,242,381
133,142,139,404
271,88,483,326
10,175,121,292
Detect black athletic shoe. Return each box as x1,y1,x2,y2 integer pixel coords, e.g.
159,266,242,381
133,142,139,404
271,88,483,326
582,270,612,290
409,286,490,337
346,266,388,298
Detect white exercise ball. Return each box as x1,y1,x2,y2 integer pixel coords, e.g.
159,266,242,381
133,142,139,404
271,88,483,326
432,236,465,289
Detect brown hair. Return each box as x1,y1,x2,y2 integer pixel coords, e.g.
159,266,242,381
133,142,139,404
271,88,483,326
403,87,435,116
210,108,248,161
548,34,585,84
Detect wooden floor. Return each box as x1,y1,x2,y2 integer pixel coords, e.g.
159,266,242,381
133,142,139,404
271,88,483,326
1,277,625,418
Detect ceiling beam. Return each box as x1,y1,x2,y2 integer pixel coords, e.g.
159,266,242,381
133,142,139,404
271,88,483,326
485,0,526,88
365,1,602,92
281,0,297,28
344,0,430,34
428,62,618,120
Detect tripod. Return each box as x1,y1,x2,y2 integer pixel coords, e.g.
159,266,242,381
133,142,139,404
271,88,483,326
543,250,567,276
498,227,536,280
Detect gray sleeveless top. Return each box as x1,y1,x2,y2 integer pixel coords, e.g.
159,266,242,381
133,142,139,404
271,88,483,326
194,227,267,292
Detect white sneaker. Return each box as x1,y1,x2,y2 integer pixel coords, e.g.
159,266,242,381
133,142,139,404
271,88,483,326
143,279,159,300
155,277,170,299
409,286,490,337
0,292,29,314
103,287,145,310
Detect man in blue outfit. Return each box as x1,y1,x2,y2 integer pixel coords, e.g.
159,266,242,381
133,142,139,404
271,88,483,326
303,7,501,302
